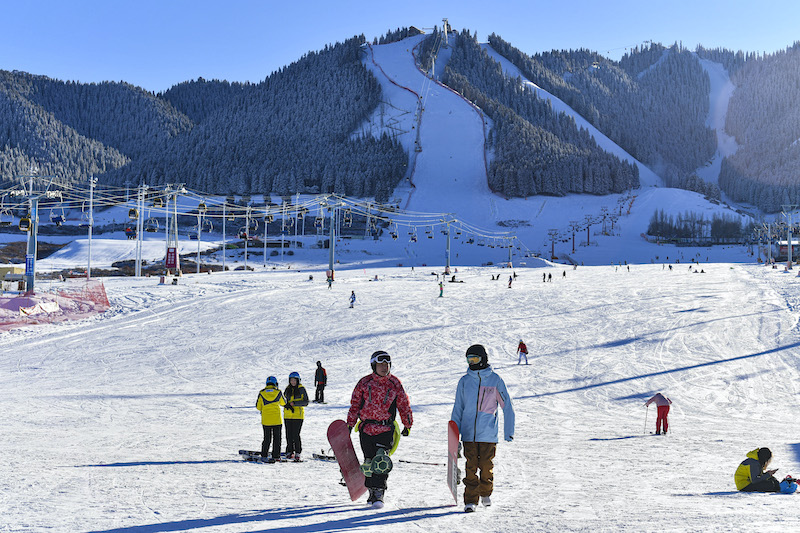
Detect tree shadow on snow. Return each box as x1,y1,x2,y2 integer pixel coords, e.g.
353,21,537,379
85,503,461,533
790,443,800,464
589,435,656,441
516,340,800,400
75,459,241,468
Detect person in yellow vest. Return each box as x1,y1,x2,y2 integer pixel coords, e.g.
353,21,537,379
734,447,780,492
256,376,286,463
283,371,309,462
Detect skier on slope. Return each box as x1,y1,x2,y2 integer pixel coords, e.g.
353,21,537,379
283,371,309,461
516,339,528,365
256,376,286,463
451,344,515,513
346,350,413,506
313,361,327,403
644,392,672,435
349,291,356,308
735,448,782,492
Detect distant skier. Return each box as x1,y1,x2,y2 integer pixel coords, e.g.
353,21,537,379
256,376,286,463
313,361,327,403
327,277,333,289
347,351,413,506
283,372,309,461
644,393,672,435
547,273,552,282
516,339,528,365
451,344,515,513
349,291,356,308
542,273,546,282
439,281,444,297
507,275,513,288
735,448,781,492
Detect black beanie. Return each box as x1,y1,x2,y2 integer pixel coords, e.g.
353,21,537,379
757,448,772,464
466,344,489,370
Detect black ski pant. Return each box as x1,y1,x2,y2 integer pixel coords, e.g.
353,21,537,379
261,424,281,460
284,419,303,455
741,476,780,492
315,384,325,402
359,429,394,490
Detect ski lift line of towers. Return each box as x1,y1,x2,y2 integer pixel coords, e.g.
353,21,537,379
4,179,531,281
751,205,800,266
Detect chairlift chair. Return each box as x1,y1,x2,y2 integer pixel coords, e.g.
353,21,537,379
145,218,160,232
19,216,32,232
50,208,66,226
198,202,207,213
128,208,139,220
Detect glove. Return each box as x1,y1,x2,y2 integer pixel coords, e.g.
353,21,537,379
505,435,514,442
401,427,410,437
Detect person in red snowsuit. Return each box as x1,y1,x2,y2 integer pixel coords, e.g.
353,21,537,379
645,393,672,435
347,350,413,505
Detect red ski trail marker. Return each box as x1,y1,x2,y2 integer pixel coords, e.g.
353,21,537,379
327,419,367,501
447,420,460,504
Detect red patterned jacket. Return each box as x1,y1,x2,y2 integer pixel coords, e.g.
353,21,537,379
347,373,413,436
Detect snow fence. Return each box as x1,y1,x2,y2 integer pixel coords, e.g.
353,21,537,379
0,279,110,331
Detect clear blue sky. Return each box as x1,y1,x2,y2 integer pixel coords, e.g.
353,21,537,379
2,0,798,93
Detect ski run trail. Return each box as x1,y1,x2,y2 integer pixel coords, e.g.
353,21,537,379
2,261,800,532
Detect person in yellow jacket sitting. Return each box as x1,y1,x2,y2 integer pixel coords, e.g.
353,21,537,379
256,376,286,463
283,371,309,461
734,447,780,492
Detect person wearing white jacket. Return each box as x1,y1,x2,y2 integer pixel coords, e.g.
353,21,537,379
451,344,515,513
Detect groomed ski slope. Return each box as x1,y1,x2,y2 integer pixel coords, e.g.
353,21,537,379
357,35,752,265
1,262,799,531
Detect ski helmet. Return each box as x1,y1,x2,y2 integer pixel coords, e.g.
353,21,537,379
466,344,489,370
289,371,300,382
266,376,278,387
370,350,391,373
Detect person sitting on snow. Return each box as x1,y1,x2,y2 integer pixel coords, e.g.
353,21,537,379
735,447,781,492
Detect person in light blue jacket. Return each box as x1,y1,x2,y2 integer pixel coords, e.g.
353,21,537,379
451,344,515,513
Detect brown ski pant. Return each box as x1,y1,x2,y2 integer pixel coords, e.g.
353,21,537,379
463,442,496,504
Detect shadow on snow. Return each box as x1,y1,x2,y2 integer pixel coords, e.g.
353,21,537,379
516,340,800,399
85,503,461,533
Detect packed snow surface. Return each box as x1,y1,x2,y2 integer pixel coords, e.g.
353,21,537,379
2,260,800,532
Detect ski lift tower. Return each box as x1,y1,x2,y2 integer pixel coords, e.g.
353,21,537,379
782,205,799,269
441,18,450,47
14,165,58,295
165,184,185,273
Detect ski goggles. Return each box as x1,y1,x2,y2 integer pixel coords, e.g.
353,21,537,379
370,351,391,364
466,354,482,364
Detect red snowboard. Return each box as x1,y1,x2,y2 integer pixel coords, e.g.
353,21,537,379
327,419,367,501
447,420,460,504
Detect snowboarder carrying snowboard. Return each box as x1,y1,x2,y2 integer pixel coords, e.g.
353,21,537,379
451,344,515,513
256,376,286,462
283,371,309,461
346,350,413,506
314,361,327,403
735,447,781,492
644,393,672,435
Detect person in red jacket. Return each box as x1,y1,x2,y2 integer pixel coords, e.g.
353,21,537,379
644,392,672,435
347,350,413,506
516,340,528,365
